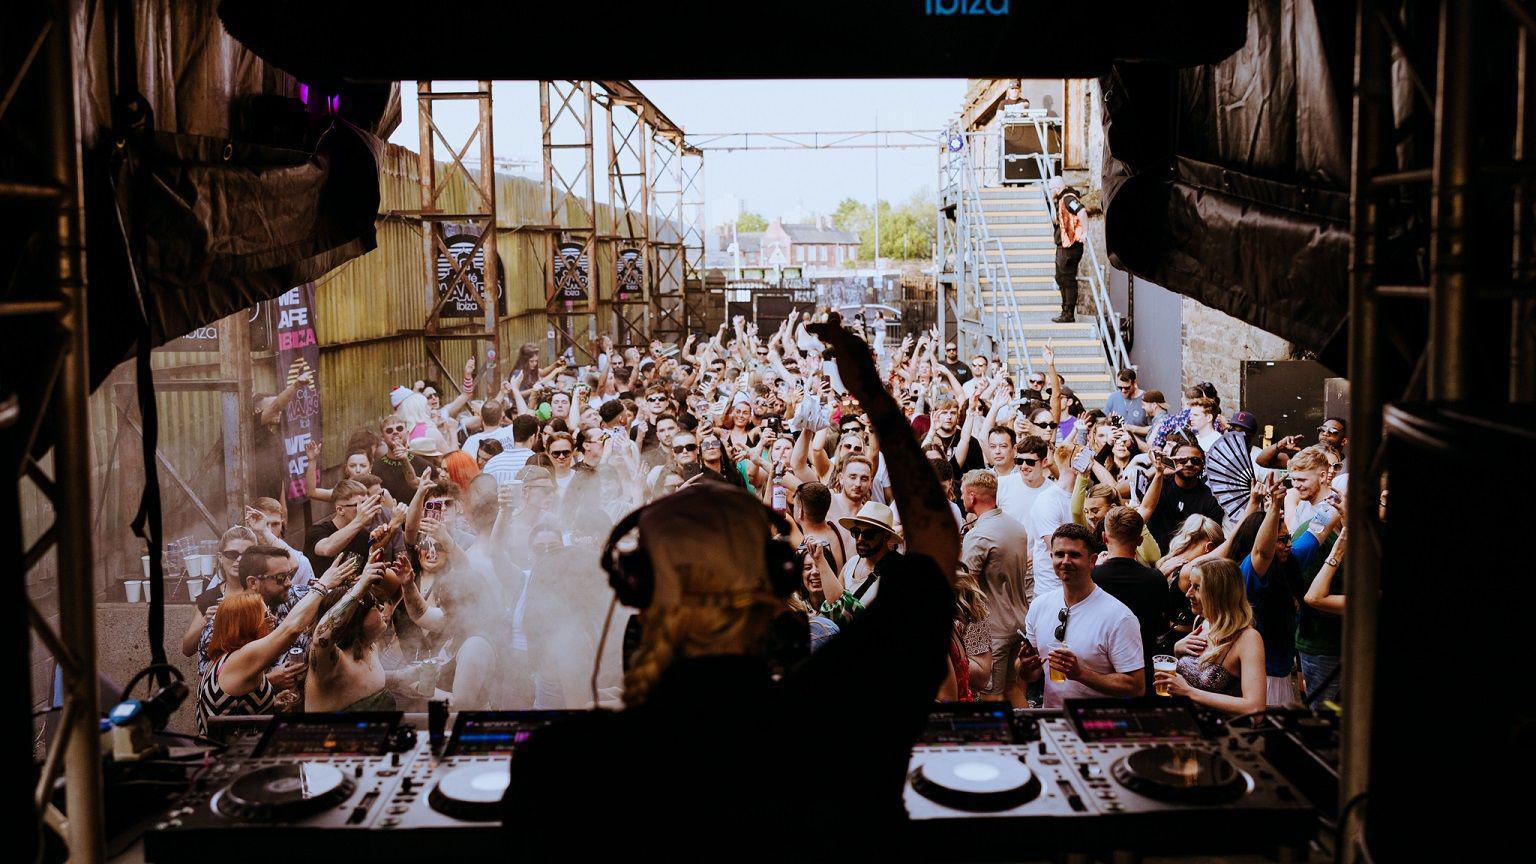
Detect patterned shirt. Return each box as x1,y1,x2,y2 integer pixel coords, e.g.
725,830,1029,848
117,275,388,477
196,582,310,677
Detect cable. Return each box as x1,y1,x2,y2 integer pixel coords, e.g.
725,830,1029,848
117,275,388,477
589,595,619,708
121,662,184,700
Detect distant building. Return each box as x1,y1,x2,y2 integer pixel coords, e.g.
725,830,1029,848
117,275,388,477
712,216,860,272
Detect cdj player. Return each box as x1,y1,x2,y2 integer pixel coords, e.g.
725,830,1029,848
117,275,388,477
904,699,1317,860
147,700,1319,862
143,710,577,864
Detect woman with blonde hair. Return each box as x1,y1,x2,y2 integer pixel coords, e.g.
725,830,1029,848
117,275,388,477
1159,559,1266,717
938,570,991,702
1155,514,1224,644
397,390,453,455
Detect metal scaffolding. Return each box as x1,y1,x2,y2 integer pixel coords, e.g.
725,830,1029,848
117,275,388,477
2,0,102,860
598,90,652,348
689,129,941,151
680,148,708,332
539,80,600,360
648,130,688,345
415,80,501,379
1343,1,1536,860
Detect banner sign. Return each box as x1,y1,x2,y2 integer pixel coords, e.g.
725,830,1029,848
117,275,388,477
435,222,506,318
615,246,645,302
164,322,222,352
275,283,322,501
553,237,590,301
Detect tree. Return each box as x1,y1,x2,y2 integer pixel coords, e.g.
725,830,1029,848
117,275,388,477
736,211,767,233
832,198,869,235
846,189,936,263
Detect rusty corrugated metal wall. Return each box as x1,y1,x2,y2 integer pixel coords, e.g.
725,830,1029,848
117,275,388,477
311,143,633,477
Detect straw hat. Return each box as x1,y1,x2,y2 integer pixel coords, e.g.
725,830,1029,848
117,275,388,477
408,436,445,458
837,501,901,539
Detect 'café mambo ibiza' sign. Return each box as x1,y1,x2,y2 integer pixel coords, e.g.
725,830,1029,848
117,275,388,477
435,222,506,317
275,284,322,501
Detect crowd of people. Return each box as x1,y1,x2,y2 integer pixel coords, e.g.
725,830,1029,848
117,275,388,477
186,310,1352,730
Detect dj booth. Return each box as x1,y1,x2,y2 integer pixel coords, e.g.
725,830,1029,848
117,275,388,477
135,699,1325,862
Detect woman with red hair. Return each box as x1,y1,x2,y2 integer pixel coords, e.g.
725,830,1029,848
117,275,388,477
196,554,360,731
442,449,479,488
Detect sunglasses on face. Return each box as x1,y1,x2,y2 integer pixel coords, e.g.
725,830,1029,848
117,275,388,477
1028,378,1045,387
264,569,297,584
549,449,572,458
220,549,243,562
1319,426,1343,435
673,443,698,454
424,390,438,399
1055,607,1070,642
842,443,863,453
646,395,667,402
846,526,886,540
384,426,406,435
1118,383,1134,391
1173,456,1205,466
1017,456,1040,466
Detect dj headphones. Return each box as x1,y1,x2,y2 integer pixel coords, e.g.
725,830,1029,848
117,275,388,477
600,486,803,610
599,484,808,677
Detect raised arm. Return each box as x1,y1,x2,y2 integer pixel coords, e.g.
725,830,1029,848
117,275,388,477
313,492,382,557
1249,483,1288,577
219,557,358,695
1304,526,1347,614
440,357,476,418
303,440,335,503
808,315,958,575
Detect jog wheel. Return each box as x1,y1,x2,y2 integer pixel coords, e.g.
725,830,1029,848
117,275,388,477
428,764,511,821
212,763,355,821
910,752,1041,812
1111,745,1249,805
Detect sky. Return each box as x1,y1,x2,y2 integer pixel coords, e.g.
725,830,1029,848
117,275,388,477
389,79,968,230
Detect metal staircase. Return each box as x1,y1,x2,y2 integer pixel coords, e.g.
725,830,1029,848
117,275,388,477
937,123,1121,407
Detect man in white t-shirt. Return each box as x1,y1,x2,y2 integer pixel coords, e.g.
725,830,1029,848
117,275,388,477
1016,523,1146,709
1023,442,1078,600
459,400,516,455
997,434,1051,528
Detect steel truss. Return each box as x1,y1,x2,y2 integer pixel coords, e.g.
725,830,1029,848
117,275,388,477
2,0,101,860
539,80,599,360
598,92,652,349
689,129,942,152
648,131,688,345
416,80,501,380
680,149,708,333
1343,1,1536,860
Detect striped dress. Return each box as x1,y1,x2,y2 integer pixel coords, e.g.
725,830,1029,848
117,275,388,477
197,654,275,734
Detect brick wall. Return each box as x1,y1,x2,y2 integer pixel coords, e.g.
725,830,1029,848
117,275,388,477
1179,297,1295,411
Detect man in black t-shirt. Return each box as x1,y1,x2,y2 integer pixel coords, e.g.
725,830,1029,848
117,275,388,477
927,395,985,476
941,342,973,387
1143,442,1227,552
304,478,404,576
1092,507,1172,686
371,415,429,502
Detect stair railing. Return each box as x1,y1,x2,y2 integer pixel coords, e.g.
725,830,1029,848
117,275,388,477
957,130,1035,378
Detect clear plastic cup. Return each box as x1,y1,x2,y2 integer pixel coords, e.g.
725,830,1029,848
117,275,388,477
124,580,143,603
1153,654,1178,696
1048,642,1068,683
186,578,205,599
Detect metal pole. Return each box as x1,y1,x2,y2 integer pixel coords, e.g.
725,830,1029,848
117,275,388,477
48,0,103,857
935,147,946,346
873,111,881,278
478,80,501,365
1513,29,1536,401
1342,2,1391,860
1428,0,1475,400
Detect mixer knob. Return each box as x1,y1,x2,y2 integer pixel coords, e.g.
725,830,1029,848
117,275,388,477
401,776,416,793
391,751,401,767
354,764,364,779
